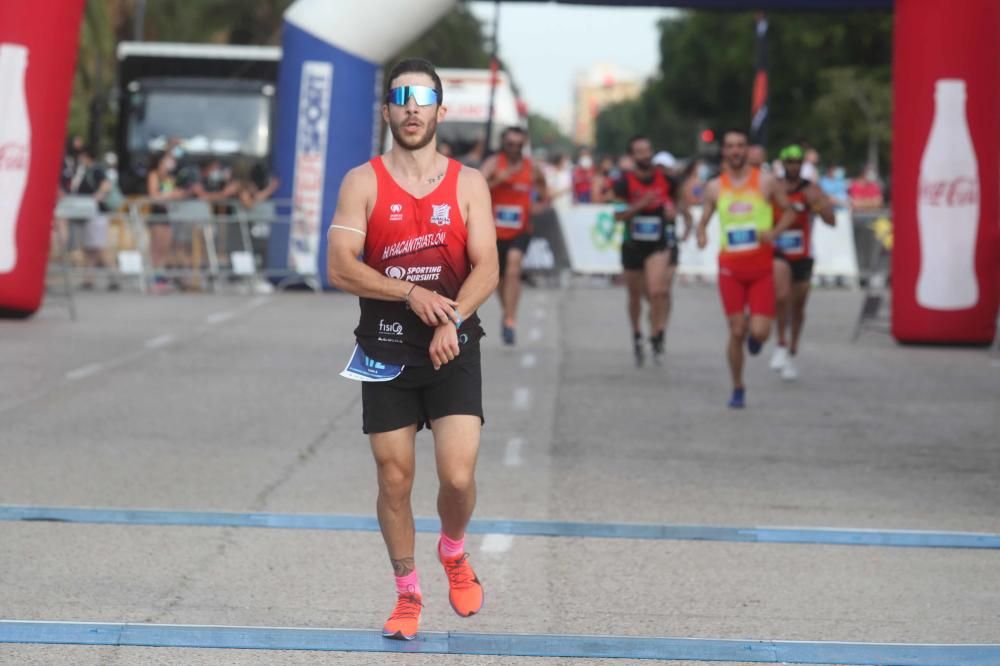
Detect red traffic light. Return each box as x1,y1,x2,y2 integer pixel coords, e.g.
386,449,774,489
701,129,715,143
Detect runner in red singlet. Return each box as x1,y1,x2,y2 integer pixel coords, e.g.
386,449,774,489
769,144,834,380
327,58,499,641
479,127,547,345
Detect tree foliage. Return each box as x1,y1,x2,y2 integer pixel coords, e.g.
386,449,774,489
596,10,894,171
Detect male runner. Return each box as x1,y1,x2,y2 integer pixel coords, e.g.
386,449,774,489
769,144,835,380
697,129,796,408
327,58,499,640
479,126,547,345
614,135,690,366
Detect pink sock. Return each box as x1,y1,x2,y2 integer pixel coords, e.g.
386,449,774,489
439,532,465,558
395,569,421,597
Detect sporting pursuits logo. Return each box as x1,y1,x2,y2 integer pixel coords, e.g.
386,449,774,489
430,203,451,226
385,264,443,283
389,203,404,222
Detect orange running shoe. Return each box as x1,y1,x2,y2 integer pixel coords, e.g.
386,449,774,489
382,592,422,640
438,541,484,617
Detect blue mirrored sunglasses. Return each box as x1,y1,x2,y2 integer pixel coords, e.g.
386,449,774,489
385,85,440,107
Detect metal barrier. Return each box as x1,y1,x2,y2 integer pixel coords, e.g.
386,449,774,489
851,208,893,341
48,196,315,294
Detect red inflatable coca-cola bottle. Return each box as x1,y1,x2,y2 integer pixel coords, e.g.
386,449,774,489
892,0,1000,343
0,1,85,317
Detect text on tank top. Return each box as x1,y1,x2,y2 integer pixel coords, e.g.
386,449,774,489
717,167,773,267
622,169,673,244
772,179,812,260
491,153,533,240
354,156,483,365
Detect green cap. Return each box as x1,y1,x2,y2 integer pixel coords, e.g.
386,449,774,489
779,144,804,161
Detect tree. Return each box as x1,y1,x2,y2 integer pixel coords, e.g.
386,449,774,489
528,112,574,157
595,10,894,172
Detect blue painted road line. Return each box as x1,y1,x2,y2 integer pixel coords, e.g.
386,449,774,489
1,621,998,664
2,505,1000,550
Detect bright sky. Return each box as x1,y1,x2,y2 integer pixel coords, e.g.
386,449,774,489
468,1,678,131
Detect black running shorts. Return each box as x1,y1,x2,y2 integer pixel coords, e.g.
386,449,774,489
361,342,484,434
496,233,531,277
621,240,678,271
774,253,815,283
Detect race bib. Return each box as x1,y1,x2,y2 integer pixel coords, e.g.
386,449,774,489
631,215,663,242
776,229,805,253
726,225,759,251
495,205,524,230
340,344,404,382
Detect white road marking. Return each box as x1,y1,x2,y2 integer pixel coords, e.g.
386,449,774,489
529,327,542,342
480,533,514,554
206,311,235,325
144,334,174,350
513,387,532,410
65,363,104,381
520,353,537,369
503,437,524,466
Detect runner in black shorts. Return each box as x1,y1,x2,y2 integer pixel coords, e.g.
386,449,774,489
480,127,547,346
769,144,834,381
613,135,691,366
327,58,499,641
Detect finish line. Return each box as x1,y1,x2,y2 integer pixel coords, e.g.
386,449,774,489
1,621,998,664
2,505,999,549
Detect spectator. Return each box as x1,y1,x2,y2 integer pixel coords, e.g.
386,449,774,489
459,136,486,168
239,162,280,209
591,156,617,203
819,165,849,210
616,153,635,175
679,158,709,207
146,151,188,292
544,152,573,209
67,147,116,290
572,148,596,203
801,147,820,182
848,165,885,210
192,157,240,203
652,151,679,178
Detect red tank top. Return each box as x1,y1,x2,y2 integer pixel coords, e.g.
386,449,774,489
354,156,483,365
491,153,533,240
772,179,812,260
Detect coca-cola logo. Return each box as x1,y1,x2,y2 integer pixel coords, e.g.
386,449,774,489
920,177,979,207
0,143,28,171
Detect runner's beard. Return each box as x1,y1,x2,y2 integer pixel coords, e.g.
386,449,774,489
635,158,652,171
390,115,438,151
726,154,747,171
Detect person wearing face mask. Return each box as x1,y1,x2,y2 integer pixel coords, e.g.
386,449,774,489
146,151,189,292
613,136,687,366
572,148,596,203
819,165,849,210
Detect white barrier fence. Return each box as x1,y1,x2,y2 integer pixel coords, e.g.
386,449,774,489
552,204,860,281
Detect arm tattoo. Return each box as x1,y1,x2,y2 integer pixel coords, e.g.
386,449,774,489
391,557,415,577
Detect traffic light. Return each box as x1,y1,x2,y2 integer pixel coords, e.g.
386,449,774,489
701,129,715,143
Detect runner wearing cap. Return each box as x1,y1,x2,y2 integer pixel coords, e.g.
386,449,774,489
769,144,835,380
696,129,797,408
